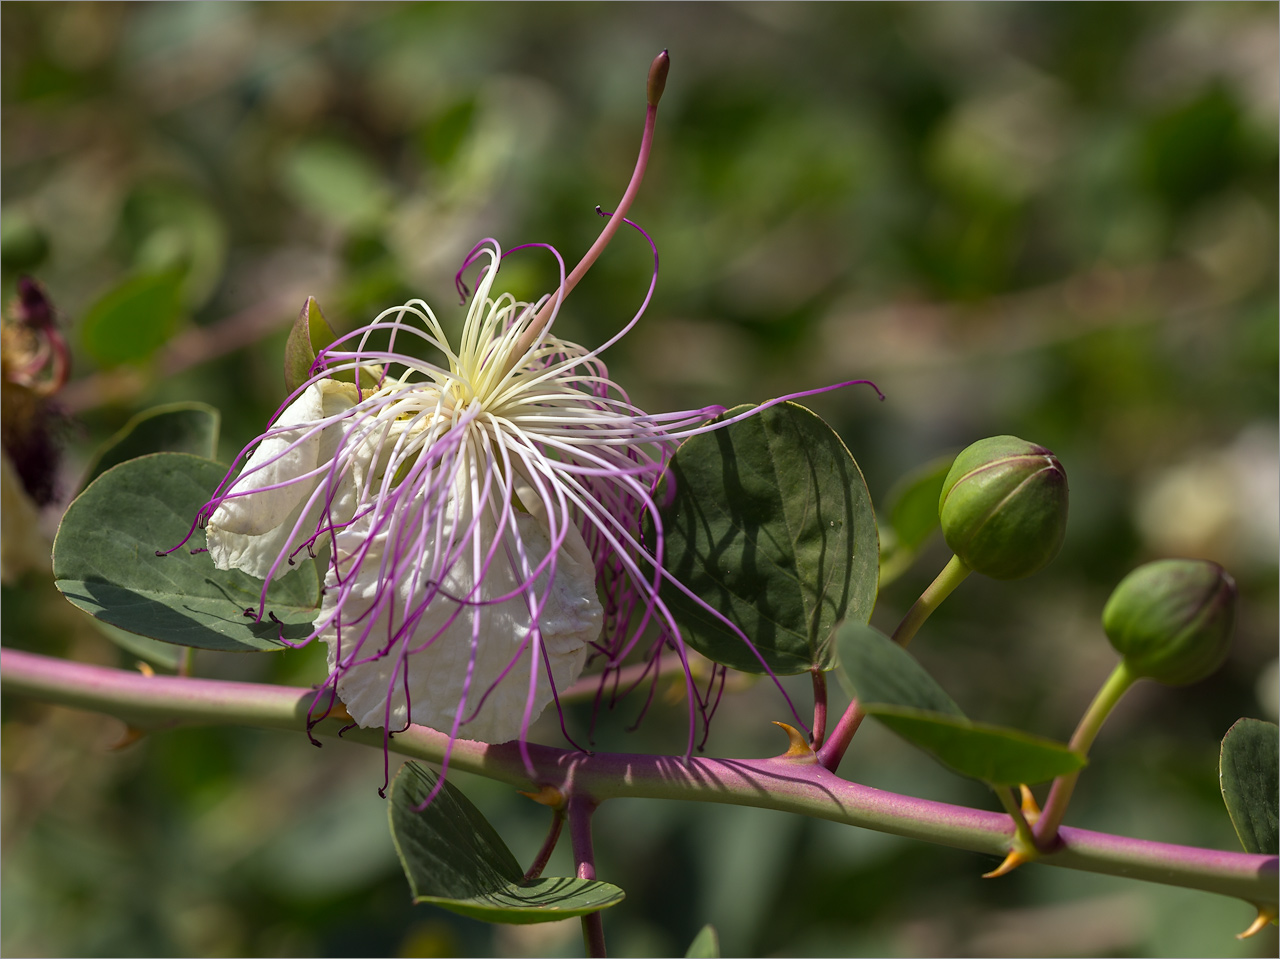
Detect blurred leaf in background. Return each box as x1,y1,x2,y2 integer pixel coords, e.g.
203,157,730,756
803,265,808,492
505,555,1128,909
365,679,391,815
2,3,1276,956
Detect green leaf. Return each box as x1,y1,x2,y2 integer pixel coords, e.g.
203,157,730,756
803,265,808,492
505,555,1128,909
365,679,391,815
96,621,186,672
122,182,228,309
80,268,186,367
1220,718,1279,855
861,705,1087,786
836,621,964,717
81,402,220,492
280,139,391,231
838,622,1084,785
684,924,721,958
284,296,337,394
657,403,878,675
389,762,625,924
53,453,320,652
879,454,952,586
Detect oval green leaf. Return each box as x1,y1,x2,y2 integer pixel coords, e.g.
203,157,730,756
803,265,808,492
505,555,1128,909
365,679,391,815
96,621,186,672
836,621,964,717
862,704,1087,786
80,402,220,493
838,621,1083,785
389,762,625,924
1220,718,1279,855
80,268,186,367
657,402,878,675
879,453,952,586
281,139,391,231
53,453,320,651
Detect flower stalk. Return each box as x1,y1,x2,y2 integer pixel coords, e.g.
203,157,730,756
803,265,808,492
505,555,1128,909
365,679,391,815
890,553,972,648
817,553,973,772
1036,660,1137,847
522,809,565,883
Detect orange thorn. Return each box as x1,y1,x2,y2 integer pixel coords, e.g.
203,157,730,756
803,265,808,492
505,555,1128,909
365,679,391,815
1019,784,1042,825
519,784,565,808
110,725,148,750
983,847,1034,879
136,661,155,677
1237,905,1277,939
772,722,816,760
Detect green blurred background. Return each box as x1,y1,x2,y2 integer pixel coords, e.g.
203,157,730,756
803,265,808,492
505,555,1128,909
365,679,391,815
2,3,1276,956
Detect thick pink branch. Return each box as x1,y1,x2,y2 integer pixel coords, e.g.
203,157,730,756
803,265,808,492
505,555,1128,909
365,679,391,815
3,647,1275,908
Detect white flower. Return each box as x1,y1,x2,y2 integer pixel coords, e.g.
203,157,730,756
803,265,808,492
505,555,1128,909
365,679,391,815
207,378,361,580
202,241,724,744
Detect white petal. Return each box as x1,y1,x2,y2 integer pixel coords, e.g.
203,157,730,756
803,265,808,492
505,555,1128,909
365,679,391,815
207,379,359,579
322,503,603,743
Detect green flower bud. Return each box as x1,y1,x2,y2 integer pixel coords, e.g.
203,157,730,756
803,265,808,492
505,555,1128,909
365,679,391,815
1102,559,1237,686
938,436,1068,580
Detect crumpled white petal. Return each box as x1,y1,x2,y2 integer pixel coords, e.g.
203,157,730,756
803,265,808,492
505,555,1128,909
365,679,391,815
207,379,360,579
321,495,602,743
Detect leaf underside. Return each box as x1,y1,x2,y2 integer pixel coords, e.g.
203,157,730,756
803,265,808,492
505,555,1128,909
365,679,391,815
839,622,1084,785
389,762,625,924
1220,718,1279,855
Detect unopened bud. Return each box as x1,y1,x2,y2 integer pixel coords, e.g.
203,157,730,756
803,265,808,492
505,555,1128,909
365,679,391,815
1102,559,1237,686
938,436,1068,580
647,50,670,107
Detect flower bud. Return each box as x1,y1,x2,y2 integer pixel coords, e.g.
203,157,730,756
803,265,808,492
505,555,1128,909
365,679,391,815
1102,559,1237,686
938,436,1068,580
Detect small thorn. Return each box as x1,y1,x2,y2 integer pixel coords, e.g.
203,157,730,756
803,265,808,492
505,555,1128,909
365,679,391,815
111,725,148,750
772,721,816,760
1019,784,1042,825
1237,905,1277,939
983,847,1033,879
312,700,354,724
519,785,565,809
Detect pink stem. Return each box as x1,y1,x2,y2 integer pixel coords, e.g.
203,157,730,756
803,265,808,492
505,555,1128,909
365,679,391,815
569,793,607,958
3,648,1273,908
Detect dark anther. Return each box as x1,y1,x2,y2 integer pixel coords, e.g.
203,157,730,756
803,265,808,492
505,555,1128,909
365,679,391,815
287,558,295,566
189,547,208,555
268,611,282,624
154,550,166,557
243,607,257,618
15,276,54,330
339,722,357,737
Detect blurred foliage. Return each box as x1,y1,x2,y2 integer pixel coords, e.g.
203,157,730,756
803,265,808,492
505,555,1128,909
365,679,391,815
2,3,1276,957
